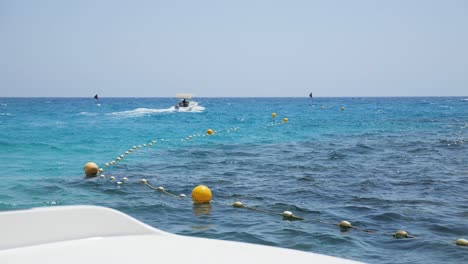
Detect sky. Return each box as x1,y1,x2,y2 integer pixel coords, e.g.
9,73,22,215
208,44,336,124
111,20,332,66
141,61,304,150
1,0,467,97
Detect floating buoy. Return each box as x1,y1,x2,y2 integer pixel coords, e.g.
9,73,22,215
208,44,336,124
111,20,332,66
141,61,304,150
283,117,288,123
122,177,128,182
206,129,214,135
340,106,345,111
98,168,104,173
117,181,122,185
456,238,468,246
105,163,109,167
84,162,99,176
156,186,164,191
232,201,245,208
272,112,277,118
179,194,186,198
321,105,326,109
100,174,106,179
393,230,410,239
192,185,212,204
282,211,293,218
339,220,352,229
109,176,115,181
140,179,147,184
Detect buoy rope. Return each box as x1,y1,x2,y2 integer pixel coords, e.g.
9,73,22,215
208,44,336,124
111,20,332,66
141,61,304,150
242,205,281,216
142,180,184,198
89,116,467,246
98,175,463,244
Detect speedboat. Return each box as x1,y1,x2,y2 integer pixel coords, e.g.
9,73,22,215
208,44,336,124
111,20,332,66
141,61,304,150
0,205,362,263
174,93,199,111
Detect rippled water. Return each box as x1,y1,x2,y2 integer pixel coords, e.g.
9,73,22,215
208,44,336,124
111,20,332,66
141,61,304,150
0,97,467,263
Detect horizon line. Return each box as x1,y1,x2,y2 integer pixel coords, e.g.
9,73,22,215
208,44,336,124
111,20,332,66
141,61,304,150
1,95,467,99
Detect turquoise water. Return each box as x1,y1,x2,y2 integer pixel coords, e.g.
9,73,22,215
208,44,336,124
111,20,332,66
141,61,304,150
1,97,467,263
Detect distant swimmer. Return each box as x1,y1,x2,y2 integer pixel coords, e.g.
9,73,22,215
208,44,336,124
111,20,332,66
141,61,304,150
94,94,99,100
309,92,313,98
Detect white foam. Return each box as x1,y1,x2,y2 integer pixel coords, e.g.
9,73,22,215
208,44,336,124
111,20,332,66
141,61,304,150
79,112,98,116
110,107,175,117
177,105,205,113
110,101,205,117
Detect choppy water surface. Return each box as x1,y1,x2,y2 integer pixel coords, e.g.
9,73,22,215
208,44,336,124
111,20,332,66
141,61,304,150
0,97,467,263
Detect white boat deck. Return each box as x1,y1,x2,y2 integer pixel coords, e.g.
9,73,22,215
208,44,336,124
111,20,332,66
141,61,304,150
0,206,363,263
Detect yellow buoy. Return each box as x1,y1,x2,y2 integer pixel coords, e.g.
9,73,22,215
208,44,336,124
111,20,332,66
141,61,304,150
272,112,277,118
206,129,214,135
84,162,99,176
283,117,288,123
456,238,468,246
192,185,212,204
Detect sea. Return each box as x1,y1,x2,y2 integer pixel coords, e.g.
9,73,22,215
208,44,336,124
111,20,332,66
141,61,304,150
0,97,467,263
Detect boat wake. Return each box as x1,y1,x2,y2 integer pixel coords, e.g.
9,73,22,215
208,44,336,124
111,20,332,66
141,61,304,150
110,105,205,117
172,105,205,113
110,107,174,117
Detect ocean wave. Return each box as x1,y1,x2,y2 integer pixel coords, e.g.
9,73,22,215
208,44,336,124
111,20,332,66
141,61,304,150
0,113,12,116
79,111,98,116
328,150,346,160
439,139,466,147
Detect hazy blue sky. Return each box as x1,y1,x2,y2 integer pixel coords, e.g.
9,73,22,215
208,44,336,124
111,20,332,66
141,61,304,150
1,0,467,97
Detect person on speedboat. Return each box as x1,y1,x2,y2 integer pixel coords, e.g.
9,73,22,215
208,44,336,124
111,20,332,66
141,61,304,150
179,99,189,107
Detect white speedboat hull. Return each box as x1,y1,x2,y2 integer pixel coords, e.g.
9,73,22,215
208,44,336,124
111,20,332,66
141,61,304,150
0,206,362,264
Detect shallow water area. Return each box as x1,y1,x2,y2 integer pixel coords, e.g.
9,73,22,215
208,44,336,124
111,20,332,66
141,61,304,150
0,97,467,263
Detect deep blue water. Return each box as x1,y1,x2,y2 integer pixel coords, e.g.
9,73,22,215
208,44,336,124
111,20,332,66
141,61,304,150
0,97,467,263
